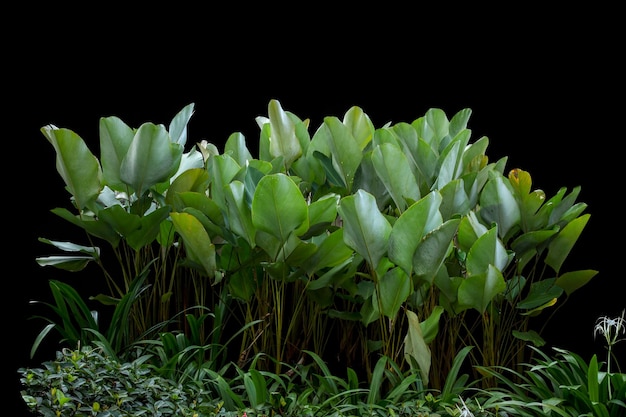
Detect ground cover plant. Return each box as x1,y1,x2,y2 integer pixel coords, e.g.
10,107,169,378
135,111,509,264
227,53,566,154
18,100,618,416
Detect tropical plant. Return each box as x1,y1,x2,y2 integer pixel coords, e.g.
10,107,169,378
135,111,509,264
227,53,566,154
31,100,597,393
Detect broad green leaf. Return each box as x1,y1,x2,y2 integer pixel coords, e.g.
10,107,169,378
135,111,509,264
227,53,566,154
171,149,205,184
413,137,439,191
307,193,340,227
412,115,434,145
338,190,392,271
360,296,380,326
435,140,462,190
242,164,268,207
512,329,545,346
120,122,183,196
35,255,95,271
508,169,548,231
98,205,142,237
291,150,324,186
449,108,472,138
36,239,99,255
555,269,599,296
342,105,374,150
322,117,363,190
387,123,424,190
404,309,431,386
170,212,216,278
207,153,243,212
556,202,588,226
303,229,353,273
169,102,194,147
97,205,171,251
352,150,391,209
270,234,311,268
156,217,176,249
545,214,590,274
254,230,283,260
225,181,256,248
458,265,506,314
456,211,489,253
371,143,421,211
379,267,411,318
251,173,309,243
99,116,135,191
434,269,462,308
504,275,527,303
439,178,472,219
177,191,225,227
520,298,558,317
224,131,253,167
510,228,559,261
307,257,355,290
425,108,450,148
479,171,521,241
284,240,318,269
388,192,443,275
420,305,444,344
466,227,509,276
256,118,272,162
517,278,562,310
41,125,103,210
228,270,256,302
125,206,172,251
50,207,121,246
165,168,210,210
460,134,488,172
312,150,345,188
412,218,460,285
182,207,223,241
548,186,581,225
268,99,302,169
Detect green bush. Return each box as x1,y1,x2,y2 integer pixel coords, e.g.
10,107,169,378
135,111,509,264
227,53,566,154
22,101,616,417
18,345,214,416
31,101,597,390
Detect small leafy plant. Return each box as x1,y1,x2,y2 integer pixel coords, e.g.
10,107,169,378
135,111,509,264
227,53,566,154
475,310,626,417
18,344,212,416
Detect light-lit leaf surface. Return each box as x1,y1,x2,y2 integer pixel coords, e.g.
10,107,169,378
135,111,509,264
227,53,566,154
338,190,392,271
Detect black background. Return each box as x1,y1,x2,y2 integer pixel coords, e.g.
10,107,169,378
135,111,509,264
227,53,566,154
7,7,625,415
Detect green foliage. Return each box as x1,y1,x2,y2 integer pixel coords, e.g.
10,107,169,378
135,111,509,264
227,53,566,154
475,346,626,417
18,345,213,417
31,100,597,393
19,344,490,417
29,264,157,360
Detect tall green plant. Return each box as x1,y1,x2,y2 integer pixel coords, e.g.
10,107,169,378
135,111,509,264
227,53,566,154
35,99,597,391
35,103,228,357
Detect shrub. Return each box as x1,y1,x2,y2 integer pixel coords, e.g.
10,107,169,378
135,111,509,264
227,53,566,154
31,100,597,393
18,344,215,416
